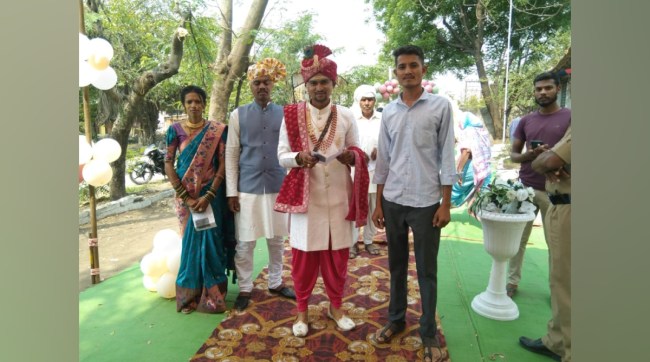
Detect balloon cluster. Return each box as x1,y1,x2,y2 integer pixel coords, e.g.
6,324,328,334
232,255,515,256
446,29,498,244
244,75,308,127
140,229,183,299
374,79,401,101
79,33,118,90
79,136,121,186
373,79,438,101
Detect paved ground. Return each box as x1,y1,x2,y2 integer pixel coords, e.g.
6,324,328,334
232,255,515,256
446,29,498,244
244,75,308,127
78,181,177,291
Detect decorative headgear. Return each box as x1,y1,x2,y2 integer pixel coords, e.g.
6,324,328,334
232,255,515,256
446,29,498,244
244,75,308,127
247,58,287,82
301,44,337,83
354,85,377,102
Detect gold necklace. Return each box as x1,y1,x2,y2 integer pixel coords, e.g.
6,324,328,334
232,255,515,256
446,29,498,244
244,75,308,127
306,105,337,152
185,119,205,129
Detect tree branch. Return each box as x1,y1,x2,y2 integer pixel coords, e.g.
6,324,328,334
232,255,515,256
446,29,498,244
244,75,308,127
441,17,472,53
134,17,190,96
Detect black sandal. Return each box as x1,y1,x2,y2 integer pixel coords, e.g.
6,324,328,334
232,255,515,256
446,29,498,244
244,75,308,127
422,338,448,362
374,321,405,344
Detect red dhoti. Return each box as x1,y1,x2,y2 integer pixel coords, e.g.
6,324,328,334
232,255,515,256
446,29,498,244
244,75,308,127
291,246,349,312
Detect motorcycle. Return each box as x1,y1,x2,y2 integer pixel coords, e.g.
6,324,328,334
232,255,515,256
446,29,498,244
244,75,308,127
128,144,167,185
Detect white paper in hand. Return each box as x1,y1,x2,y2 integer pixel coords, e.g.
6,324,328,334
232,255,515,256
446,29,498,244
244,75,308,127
191,204,217,231
312,149,343,164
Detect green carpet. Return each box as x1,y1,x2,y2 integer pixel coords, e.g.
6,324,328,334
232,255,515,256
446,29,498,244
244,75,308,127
80,206,554,361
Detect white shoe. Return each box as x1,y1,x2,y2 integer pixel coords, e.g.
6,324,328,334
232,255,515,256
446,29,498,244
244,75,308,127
327,307,355,331
292,320,308,337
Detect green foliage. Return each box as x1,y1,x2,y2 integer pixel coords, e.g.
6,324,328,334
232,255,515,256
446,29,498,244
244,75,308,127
83,0,220,117
335,64,391,107
370,0,569,73
459,95,486,114
369,0,571,133
78,182,110,206
230,12,323,108
506,29,571,119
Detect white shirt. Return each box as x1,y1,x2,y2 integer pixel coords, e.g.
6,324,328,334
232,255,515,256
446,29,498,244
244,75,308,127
355,109,381,193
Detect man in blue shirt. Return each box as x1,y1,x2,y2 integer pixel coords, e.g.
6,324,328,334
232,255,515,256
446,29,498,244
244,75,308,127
372,45,456,362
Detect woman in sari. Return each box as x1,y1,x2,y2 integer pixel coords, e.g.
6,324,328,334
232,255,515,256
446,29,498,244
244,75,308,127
452,111,493,208
164,85,236,314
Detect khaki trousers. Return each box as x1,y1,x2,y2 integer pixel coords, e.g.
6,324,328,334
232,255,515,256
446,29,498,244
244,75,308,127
507,189,551,285
542,204,571,361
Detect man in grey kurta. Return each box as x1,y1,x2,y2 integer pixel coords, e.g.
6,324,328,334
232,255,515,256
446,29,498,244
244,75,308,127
225,58,295,311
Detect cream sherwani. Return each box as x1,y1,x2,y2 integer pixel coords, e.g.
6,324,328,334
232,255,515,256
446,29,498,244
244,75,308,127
277,101,360,251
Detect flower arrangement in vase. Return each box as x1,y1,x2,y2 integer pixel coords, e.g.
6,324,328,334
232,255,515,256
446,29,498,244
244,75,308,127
469,177,536,216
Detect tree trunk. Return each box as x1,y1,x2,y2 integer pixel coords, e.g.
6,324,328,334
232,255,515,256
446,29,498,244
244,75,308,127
141,100,159,146
472,0,503,139
474,50,502,139
108,26,189,200
207,0,269,123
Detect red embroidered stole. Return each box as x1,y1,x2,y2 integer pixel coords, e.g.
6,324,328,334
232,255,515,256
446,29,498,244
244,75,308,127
345,146,369,227
274,102,310,213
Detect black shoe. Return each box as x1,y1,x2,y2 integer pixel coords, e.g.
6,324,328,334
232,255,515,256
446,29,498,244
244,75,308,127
234,294,251,311
269,286,296,299
519,336,561,361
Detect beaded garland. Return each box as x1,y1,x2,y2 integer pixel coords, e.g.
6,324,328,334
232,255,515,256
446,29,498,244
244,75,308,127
306,105,337,152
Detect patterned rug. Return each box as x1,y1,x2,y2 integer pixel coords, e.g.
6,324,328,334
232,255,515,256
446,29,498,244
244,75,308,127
192,240,450,361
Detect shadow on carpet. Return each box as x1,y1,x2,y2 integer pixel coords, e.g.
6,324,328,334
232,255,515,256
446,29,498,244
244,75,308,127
192,242,450,361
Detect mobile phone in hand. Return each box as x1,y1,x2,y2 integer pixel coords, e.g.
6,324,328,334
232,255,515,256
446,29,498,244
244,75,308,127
531,140,543,149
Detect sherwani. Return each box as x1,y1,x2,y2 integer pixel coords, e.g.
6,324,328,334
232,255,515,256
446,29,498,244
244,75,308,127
277,101,360,251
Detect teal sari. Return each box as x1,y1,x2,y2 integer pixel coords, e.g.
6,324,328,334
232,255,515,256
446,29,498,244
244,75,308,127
166,121,236,314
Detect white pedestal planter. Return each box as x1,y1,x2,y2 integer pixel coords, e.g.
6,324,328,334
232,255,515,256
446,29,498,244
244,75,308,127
471,210,536,321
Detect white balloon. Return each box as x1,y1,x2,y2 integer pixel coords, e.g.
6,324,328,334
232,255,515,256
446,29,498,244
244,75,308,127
79,33,91,61
92,67,117,90
153,229,181,254
79,136,93,165
140,253,168,278
92,138,122,163
156,272,177,299
166,249,182,276
82,159,113,187
140,253,154,274
89,37,114,62
79,60,98,87
142,275,159,292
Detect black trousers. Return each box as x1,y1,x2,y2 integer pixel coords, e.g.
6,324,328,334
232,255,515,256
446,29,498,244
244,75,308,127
383,197,441,340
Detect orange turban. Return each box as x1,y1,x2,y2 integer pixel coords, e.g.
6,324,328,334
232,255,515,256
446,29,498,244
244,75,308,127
247,58,287,82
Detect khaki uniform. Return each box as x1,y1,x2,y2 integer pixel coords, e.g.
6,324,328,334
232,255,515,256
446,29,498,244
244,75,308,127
541,127,571,361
